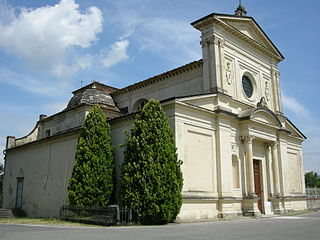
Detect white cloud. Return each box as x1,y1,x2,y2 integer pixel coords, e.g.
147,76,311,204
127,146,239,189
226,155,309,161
135,17,201,64
101,40,129,68
282,92,310,118
42,101,68,115
302,127,320,173
0,67,71,96
104,6,200,66
52,54,93,77
0,0,102,75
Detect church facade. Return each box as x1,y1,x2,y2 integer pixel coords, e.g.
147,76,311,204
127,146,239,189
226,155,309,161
3,7,307,220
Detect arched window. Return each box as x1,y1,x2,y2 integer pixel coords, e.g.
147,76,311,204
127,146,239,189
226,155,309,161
133,98,148,112
45,129,51,137
232,155,240,189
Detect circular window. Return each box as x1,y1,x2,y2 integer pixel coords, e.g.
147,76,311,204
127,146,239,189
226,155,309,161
242,75,253,98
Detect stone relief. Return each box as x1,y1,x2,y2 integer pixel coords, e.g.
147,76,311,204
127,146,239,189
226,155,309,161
225,62,233,85
265,81,270,101
257,96,268,108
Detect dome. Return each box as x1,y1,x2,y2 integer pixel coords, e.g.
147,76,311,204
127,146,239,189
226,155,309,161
66,82,117,109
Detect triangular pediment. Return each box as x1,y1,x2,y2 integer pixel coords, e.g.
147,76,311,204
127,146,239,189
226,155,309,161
215,15,283,60
191,13,284,61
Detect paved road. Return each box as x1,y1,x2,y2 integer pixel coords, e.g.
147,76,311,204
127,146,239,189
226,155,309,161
0,212,319,240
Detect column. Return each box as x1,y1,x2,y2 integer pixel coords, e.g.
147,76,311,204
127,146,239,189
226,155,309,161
245,135,255,196
265,143,274,196
271,142,280,196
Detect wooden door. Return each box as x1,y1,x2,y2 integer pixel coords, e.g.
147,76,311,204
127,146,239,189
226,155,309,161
253,160,262,213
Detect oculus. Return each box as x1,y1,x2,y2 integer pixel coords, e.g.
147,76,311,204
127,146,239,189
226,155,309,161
242,75,253,98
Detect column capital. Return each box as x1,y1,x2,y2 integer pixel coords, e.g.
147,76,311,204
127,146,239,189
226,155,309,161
270,141,279,150
200,35,225,47
265,142,272,149
200,35,215,46
242,135,255,144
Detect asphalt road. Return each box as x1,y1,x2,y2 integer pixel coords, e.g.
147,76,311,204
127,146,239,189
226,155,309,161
0,212,319,240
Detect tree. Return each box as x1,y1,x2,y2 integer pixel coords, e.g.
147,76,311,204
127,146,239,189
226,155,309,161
305,171,319,188
67,105,114,207
120,99,183,224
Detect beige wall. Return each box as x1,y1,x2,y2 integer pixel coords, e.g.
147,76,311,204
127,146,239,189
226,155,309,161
3,133,78,217
113,67,203,114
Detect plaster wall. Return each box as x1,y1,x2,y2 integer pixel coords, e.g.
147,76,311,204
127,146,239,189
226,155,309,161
40,107,89,138
3,134,78,217
174,103,216,195
177,201,219,221
113,68,203,113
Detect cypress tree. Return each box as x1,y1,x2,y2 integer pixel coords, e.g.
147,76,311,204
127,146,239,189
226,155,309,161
121,99,183,224
67,105,114,207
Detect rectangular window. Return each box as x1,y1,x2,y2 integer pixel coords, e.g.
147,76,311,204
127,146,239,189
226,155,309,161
15,178,24,209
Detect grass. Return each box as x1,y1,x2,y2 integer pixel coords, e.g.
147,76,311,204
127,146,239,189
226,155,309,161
0,210,317,227
282,209,318,216
0,217,102,227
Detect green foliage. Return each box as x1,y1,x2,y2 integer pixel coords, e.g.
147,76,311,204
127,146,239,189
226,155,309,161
120,99,183,225
67,105,115,207
305,171,320,188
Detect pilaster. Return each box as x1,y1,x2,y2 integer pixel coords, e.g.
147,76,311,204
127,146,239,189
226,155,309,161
271,67,282,114
241,135,261,216
270,141,285,214
245,135,256,196
271,141,281,196
265,143,274,197
200,34,226,93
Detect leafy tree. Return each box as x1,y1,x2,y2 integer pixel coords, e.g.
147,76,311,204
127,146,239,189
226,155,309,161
305,171,319,188
121,99,183,225
67,105,115,207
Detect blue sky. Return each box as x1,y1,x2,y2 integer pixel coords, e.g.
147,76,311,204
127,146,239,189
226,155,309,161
0,0,319,173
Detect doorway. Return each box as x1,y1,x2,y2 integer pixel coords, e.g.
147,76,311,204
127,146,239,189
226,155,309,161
253,160,263,213
15,178,24,209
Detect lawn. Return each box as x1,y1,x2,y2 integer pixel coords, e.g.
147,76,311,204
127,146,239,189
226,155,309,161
0,217,101,227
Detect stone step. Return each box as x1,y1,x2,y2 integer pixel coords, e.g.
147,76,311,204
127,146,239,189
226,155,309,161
0,208,14,218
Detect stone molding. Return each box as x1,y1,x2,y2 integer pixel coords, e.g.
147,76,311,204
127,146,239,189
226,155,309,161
112,60,203,96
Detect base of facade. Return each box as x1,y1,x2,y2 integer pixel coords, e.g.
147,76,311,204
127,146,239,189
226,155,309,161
270,195,286,214
242,196,262,216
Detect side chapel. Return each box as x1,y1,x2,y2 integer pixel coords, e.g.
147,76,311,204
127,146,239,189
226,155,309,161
3,5,307,220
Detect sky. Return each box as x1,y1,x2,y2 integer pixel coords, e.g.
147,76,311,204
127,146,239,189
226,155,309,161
0,0,319,173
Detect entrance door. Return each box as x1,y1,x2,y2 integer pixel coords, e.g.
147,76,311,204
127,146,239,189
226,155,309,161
253,160,262,213
15,178,24,209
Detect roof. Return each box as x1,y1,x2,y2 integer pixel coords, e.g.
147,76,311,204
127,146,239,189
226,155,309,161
66,81,120,111
72,81,118,95
111,60,203,97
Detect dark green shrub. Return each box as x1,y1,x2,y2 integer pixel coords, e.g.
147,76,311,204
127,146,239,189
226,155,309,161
121,99,183,224
67,105,114,207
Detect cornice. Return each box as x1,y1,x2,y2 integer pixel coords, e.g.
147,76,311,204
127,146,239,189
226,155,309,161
193,15,283,62
214,18,283,61
5,127,81,152
219,18,272,49
111,60,203,97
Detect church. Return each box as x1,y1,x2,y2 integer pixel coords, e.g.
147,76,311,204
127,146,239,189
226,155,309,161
2,5,307,220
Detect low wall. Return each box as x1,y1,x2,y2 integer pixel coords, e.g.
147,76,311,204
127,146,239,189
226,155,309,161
306,198,320,210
